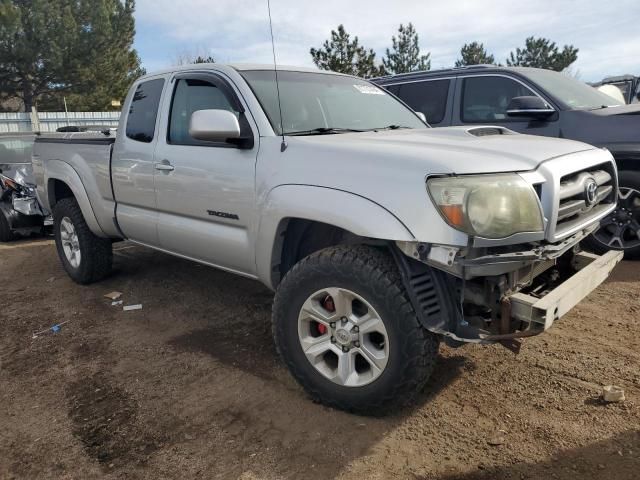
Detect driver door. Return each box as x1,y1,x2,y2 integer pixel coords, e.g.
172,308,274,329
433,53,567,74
153,72,259,276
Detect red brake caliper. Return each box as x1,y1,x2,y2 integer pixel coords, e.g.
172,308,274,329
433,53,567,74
317,295,335,335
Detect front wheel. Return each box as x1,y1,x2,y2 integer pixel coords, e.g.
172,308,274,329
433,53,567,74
53,198,113,284
584,170,640,259
272,245,439,415
0,208,15,242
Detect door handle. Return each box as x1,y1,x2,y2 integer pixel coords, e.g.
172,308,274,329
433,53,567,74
155,162,175,172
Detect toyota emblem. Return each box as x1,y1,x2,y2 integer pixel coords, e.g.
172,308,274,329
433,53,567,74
585,179,598,206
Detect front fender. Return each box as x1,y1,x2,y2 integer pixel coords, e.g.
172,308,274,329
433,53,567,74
44,160,106,237
256,184,415,289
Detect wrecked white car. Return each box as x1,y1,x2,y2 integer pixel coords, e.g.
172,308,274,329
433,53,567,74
0,134,51,241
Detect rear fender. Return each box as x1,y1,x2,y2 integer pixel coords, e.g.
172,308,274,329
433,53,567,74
44,160,106,237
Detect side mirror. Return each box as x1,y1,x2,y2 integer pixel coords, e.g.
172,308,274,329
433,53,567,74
415,111,427,123
189,109,241,142
506,96,555,119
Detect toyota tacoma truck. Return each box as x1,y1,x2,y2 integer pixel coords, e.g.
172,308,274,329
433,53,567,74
33,64,623,414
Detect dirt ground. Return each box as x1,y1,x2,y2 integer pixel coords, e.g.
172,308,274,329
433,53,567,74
0,238,638,480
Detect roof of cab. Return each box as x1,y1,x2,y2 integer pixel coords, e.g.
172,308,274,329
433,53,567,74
372,65,546,84
136,63,353,81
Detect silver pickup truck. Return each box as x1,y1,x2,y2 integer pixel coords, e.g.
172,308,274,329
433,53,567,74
33,64,623,414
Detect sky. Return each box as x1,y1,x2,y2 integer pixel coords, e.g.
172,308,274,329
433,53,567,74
133,0,640,82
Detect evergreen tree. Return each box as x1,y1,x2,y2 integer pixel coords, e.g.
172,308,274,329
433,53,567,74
382,23,430,74
310,25,384,78
506,37,578,71
455,42,495,67
0,0,77,111
193,55,215,64
172,48,215,66
0,0,144,112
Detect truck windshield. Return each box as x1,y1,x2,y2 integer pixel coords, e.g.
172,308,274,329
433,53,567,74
240,70,427,135
520,68,622,110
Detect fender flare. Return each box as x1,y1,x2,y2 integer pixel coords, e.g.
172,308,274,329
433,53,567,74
44,160,107,237
255,184,415,289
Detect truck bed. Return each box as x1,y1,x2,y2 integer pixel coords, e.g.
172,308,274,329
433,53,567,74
33,132,120,238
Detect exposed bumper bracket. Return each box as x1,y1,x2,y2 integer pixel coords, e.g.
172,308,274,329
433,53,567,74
508,250,623,331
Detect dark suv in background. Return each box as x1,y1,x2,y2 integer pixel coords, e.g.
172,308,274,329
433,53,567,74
373,65,640,258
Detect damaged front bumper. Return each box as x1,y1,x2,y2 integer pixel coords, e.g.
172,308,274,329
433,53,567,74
398,224,600,279
394,229,623,349
12,195,44,216
0,189,49,233
507,250,622,333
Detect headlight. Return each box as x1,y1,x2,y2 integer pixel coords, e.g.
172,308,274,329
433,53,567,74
1,173,35,195
0,174,20,192
427,174,544,239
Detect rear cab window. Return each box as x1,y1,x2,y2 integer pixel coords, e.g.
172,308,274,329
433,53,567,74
125,78,165,143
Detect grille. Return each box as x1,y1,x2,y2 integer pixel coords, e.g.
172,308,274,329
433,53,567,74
555,163,616,237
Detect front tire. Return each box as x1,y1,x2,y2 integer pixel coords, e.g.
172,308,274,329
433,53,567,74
0,209,15,242
583,170,640,259
53,198,112,284
273,245,439,415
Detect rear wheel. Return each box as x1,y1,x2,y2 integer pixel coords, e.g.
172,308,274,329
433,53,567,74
0,209,15,242
584,171,640,259
53,198,112,284
273,245,439,415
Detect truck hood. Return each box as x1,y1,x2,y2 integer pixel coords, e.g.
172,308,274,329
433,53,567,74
288,127,595,175
562,105,640,148
260,126,613,248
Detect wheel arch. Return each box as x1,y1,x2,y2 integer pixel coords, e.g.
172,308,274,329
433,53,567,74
45,160,106,237
256,185,415,289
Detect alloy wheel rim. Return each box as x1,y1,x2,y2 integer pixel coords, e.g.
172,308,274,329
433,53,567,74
60,217,81,268
297,287,389,387
594,187,640,250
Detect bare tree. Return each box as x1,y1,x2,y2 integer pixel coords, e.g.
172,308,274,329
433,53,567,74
171,47,216,66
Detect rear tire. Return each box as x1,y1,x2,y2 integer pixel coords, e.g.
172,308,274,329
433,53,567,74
53,198,112,284
583,170,640,259
0,209,15,242
273,245,439,415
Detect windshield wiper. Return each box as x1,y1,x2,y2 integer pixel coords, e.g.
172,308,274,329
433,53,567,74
368,124,413,131
286,127,366,136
